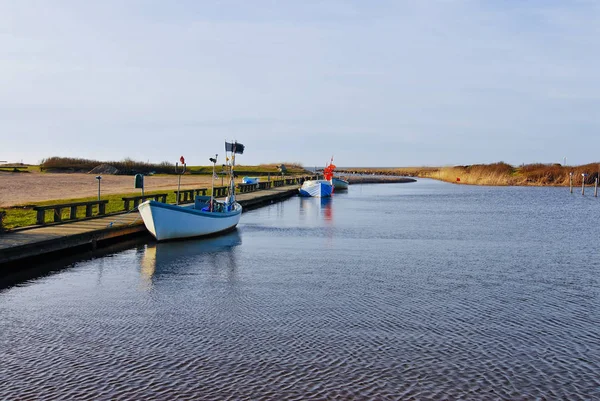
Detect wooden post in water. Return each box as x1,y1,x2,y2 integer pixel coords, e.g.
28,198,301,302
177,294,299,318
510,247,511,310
570,172,573,193
581,173,587,195
595,178,598,197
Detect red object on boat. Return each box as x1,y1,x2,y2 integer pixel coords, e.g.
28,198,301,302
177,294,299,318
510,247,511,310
323,162,336,181
180,156,185,164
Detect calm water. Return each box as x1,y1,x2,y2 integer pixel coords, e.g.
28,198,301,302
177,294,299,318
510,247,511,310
1,179,599,400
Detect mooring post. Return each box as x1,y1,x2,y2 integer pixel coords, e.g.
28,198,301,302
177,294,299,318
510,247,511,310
582,173,587,196
595,178,598,197
570,172,573,193
95,175,102,201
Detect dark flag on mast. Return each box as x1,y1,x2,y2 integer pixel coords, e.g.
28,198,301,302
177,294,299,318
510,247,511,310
225,141,245,154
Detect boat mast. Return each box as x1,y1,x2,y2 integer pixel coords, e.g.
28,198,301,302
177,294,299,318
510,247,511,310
224,140,244,206
229,144,236,204
209,154,217,211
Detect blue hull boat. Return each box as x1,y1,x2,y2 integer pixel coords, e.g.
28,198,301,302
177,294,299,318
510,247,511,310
299,180,333,198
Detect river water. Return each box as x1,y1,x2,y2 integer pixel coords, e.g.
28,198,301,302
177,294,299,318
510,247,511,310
1,179,599,400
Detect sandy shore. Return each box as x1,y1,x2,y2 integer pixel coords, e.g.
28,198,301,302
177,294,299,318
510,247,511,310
0,171,233,207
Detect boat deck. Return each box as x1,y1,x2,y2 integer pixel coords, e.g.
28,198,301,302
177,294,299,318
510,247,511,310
0,186,298,266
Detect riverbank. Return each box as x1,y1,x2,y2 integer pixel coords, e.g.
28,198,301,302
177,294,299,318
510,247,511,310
338,162,600,186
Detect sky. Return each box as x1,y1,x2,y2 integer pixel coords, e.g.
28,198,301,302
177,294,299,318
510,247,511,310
1,0,599,167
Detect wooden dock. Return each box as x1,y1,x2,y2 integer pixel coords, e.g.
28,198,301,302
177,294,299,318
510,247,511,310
0,186,299,267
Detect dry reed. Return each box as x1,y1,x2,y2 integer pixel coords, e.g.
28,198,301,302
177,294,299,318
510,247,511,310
338,162,600,186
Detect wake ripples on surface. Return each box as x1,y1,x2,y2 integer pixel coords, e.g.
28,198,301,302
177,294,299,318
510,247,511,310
3,246,599,400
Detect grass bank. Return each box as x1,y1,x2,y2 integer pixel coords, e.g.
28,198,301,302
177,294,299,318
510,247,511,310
2,190,180,230
339,162,600,186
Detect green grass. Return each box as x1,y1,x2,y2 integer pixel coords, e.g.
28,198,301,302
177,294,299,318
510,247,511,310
2,189,177,229
0,166,33,173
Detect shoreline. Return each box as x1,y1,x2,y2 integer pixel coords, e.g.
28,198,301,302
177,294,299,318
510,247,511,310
345,176,416,184
338,162,600,187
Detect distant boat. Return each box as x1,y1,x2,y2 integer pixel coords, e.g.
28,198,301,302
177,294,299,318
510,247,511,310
138,141,245,241
299,157,346,197
299,179,333,198
326,157,348,190
331,177,349,190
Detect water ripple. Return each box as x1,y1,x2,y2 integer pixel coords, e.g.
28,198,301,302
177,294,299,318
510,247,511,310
2,185,600,399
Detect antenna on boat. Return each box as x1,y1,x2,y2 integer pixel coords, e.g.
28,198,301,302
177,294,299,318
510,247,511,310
210,154,218,211
175,156,186,205
229,144,235,206
224,140,244,208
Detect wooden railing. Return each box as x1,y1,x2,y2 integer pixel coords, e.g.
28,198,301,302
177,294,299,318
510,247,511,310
212,186,228,197
174,189,208,204
122,194,168,210
33,200,109,225
19,177,306,228
237,183,259,193
258,181,272,190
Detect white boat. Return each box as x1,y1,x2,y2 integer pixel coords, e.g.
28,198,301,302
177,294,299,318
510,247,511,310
138,141,245,241
331,177,349,190
138,197,242,241
299,157,343,197
299,179,333,198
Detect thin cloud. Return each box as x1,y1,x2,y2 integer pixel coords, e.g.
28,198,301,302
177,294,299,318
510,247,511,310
0,0,598,166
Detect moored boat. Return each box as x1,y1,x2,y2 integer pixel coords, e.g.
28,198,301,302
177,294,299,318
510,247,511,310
139,141,245,241
325,157,348,190
331,177,349,190
138,197,242,241
299,179,334,198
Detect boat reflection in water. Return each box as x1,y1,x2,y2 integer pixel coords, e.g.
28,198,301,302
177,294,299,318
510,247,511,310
299,196,333,223
139,229,242,288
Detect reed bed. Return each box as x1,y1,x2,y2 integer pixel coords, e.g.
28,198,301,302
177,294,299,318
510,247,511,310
41,157,174,174
339,162,600,186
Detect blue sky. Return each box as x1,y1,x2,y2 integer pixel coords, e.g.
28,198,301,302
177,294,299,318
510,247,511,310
1,0,599,167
